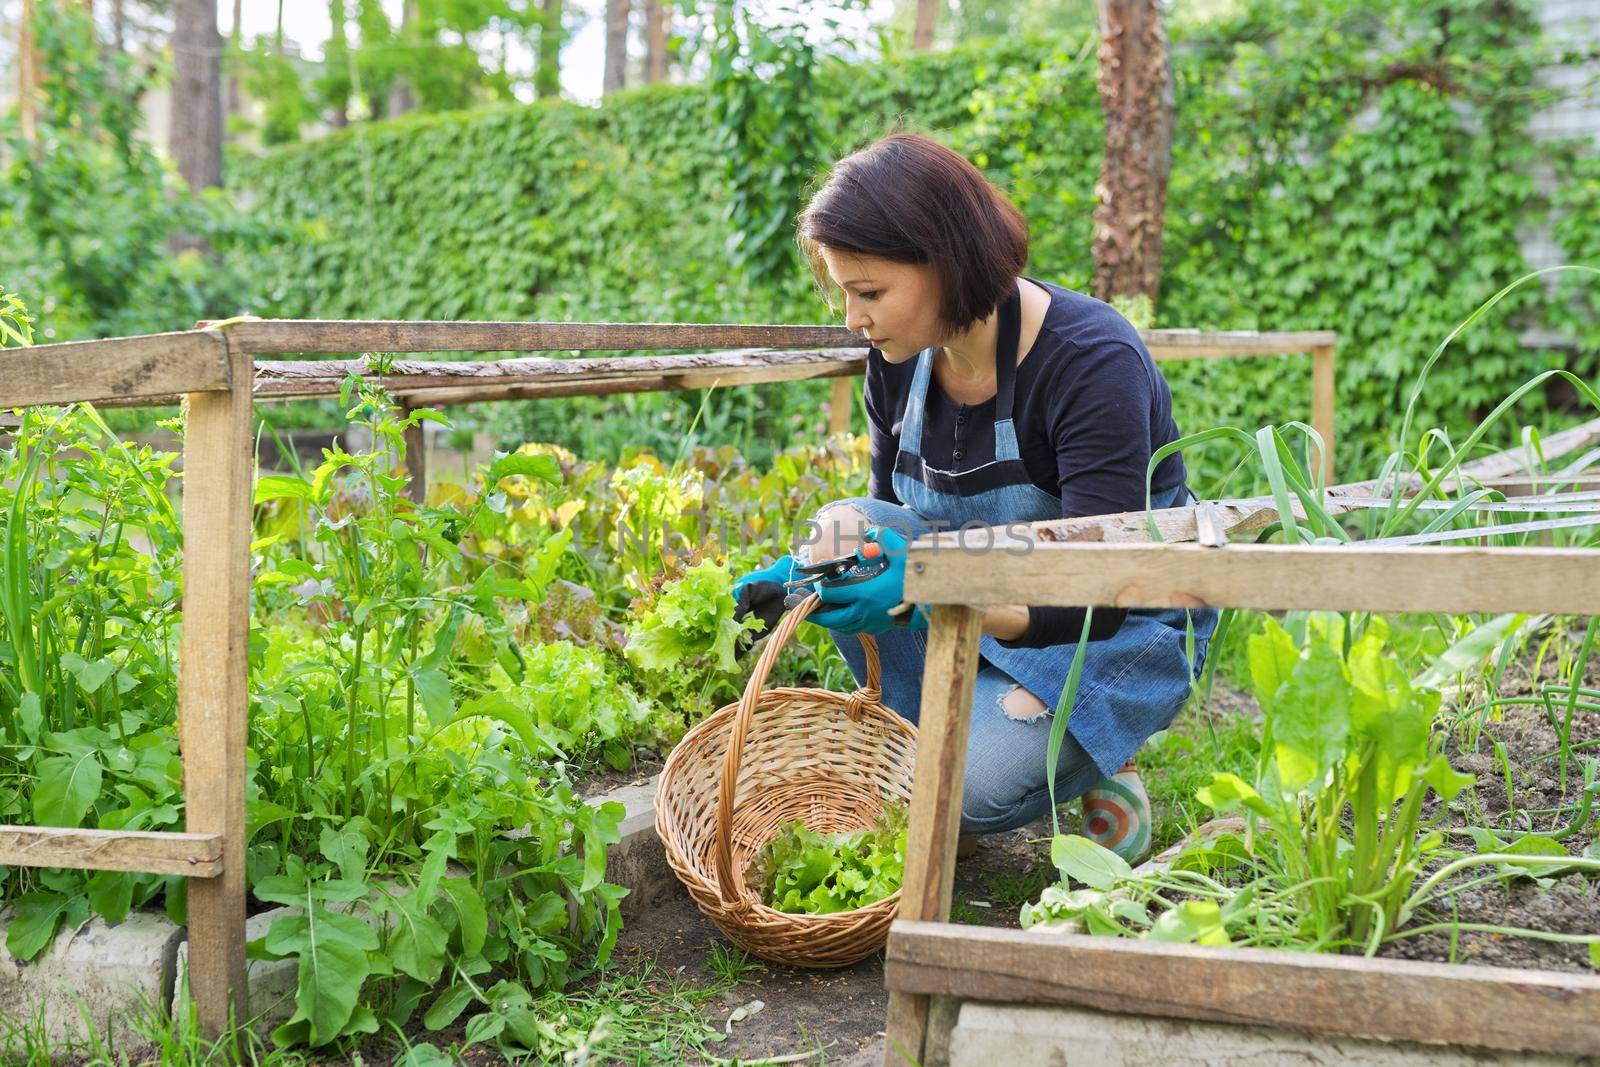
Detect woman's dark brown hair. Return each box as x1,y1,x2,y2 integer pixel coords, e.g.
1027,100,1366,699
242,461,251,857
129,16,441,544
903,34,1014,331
796,131,1029,336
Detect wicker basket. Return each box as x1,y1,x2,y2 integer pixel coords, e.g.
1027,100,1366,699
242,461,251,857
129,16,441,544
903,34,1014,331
654,592,918,967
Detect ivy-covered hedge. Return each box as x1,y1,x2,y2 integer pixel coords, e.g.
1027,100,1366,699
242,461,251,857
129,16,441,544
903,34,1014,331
234,0,1600,473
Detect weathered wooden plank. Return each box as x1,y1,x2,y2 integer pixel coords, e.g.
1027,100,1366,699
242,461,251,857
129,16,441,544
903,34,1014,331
0,826,222,877
884,605,985,1067
106,348,870,408
1141,328,1337,356
0,331,230,407
829,375,855,435
1312,343,1336,482
216,319,1334,358
1003,414,1600,548
249,347,869,398
178,339,253,1037
885,921,1600,1057
1461,415,1600,482
400,401,427,504
922,478,1386,553
217,320,863,355
904,541,1600,616
383,359,865,407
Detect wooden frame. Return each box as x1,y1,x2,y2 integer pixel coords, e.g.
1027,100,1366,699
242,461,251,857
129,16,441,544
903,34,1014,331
0,334,252,1038
190,320,1337,489
886,921,1600,1057
0,318,1336,1042
885,484,1600,1063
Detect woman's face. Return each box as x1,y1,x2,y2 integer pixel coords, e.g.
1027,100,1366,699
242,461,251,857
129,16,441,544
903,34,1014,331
817,247,945,364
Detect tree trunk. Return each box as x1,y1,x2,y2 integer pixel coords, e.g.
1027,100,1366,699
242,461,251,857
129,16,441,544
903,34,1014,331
171,0,223,192
388,0,416,114
644,0,666,83
18,0,37,144
603,0,629,95
113,0,125,51
226,0,241,120
535,0,562,98
913,0,938,50
1091,0,1174,313
327,0,349,127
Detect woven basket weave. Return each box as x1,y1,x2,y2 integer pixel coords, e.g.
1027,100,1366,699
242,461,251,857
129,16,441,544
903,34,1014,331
654,592,918,967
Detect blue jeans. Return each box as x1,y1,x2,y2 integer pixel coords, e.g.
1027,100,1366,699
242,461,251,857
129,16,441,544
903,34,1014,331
803,497,1212,836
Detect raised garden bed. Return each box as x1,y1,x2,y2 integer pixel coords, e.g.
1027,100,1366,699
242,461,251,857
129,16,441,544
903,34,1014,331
885,441,1600,1066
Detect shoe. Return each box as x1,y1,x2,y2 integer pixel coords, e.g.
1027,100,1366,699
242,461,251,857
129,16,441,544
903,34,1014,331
956,833,979,859
1080,761,1151,865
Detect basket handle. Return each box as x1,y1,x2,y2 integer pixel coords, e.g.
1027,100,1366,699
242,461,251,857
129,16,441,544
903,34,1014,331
712,592,882,907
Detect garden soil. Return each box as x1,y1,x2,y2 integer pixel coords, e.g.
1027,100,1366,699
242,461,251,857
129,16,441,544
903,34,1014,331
597,817,1054,1066
1378,681,1600,974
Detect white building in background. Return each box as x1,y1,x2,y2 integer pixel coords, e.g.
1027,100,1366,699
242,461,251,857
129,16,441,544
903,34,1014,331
1524,0,1600,269
1517,0,1599,347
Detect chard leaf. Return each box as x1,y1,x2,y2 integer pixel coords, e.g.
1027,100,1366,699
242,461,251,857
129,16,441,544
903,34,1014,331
1415,614,1528,688
1050,834,1133,890
1246,617,1299,714
1269,638,1350,796
1493,836,1578,882
1195,772,1274,818
1419,754,1475,802
1146,900,1230,946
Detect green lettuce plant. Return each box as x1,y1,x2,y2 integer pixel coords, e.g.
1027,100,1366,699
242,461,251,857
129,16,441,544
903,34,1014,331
750,805,907,915
626,559,760,674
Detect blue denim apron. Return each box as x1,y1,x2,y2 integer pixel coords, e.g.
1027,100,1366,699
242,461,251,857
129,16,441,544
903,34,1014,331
828,287,1217,778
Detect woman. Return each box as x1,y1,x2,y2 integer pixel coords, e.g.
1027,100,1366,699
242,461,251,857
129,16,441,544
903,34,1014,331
734,132,1217,861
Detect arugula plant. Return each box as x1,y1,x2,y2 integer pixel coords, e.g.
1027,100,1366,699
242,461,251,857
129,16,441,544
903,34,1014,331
0,405,188,958
0,365,866,1050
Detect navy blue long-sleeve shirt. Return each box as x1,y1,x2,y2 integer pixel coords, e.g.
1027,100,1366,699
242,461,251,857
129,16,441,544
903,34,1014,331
864,279,1188,648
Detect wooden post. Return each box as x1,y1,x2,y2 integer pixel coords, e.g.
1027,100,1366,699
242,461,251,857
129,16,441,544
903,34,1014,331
399,401,427,503
829,375,855,436
883,603,984,1067
1312,343,1336,483
179,336,252,1038
469,431,496,478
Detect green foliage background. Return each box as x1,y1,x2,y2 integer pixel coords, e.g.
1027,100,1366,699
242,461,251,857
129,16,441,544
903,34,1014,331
7,0,1595,476
229,0,1599,475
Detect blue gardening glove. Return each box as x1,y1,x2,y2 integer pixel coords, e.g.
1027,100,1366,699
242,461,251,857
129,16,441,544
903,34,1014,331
809,526,930,635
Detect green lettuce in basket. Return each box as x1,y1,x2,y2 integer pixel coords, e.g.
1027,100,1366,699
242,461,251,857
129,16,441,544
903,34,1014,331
749,805,908,914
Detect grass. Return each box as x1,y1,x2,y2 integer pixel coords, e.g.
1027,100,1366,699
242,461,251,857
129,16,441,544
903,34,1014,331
1139,694,1263,854
705,942,762,985
977,867,1053,911
948,901,986,925
0,961,758,1066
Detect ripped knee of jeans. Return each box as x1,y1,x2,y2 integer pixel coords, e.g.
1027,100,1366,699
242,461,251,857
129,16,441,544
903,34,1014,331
796,502,871,566
1000,684,1049,722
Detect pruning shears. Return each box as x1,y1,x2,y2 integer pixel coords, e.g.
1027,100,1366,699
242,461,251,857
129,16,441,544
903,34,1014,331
779,540,892,608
